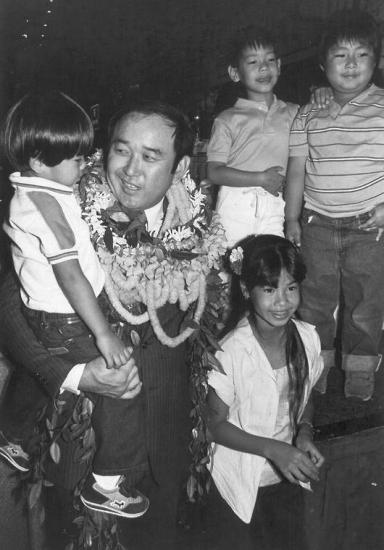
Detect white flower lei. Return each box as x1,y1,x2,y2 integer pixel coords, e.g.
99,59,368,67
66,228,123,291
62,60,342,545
79,152,227,347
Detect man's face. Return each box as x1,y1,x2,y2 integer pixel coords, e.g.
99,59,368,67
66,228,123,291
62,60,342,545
107,113,178,210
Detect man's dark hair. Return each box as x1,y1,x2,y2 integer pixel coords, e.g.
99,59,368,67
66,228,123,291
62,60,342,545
107,100,194,172
319,9,381,65
3,90,94,171
227,25,279,68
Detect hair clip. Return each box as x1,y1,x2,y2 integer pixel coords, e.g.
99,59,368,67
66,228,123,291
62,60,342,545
229,246,243,275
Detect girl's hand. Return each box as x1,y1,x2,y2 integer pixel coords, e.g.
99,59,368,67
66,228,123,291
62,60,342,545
97,331,132,369
267,440,320,484
310,86,334,109
285,219,301,247
295,430,325,468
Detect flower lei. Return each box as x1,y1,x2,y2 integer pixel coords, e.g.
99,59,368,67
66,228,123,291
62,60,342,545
79,151,227,348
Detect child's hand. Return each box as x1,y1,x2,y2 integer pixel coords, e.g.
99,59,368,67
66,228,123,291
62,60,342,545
257,166,285,196
359,204,384,241
96,332,132,369
285,219,302,247
295,430,325,468
267,439,320,484
310,86,334,109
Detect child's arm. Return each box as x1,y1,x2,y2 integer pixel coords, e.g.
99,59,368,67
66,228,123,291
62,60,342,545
294,395,325,468
207,387,320,484
53,259,130,369
207,161,284,195
284,155,306,246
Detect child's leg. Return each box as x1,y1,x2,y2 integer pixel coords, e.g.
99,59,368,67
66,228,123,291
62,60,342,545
341,220,384,400
299,210,340,392
251,481,307,550
21,309,150,517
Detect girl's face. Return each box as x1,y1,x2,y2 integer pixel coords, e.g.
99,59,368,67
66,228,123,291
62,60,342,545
249,268,300,330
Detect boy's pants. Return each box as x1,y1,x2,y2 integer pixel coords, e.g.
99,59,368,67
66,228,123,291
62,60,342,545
299,208,384,372
23,307,148,486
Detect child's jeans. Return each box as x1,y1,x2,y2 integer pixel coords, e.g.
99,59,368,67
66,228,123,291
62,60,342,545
299,208,384,372
23,307,148,485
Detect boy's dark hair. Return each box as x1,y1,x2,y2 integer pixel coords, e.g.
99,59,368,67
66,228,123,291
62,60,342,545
3,90,94,171
107,100,194,172
319,9,381,65
228,25,279,68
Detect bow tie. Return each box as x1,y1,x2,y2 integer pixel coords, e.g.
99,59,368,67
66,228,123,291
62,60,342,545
101,203,149,249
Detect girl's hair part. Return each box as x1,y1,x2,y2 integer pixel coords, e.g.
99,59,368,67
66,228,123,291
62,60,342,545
3,90,94,171
224,234,308,429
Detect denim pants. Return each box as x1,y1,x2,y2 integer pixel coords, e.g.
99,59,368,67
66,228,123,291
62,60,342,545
299,208,384,371
23,307,148,484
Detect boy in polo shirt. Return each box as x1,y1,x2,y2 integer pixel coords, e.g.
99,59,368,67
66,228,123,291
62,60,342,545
207,26,298,247
285,10,384,401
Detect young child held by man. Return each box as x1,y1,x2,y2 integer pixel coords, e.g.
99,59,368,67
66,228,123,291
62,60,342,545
207,26,299,247
285,10,384,401
2,91,149,518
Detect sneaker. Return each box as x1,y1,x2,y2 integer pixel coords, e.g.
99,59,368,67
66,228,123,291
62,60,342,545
80,476,149,518
0,431,30,472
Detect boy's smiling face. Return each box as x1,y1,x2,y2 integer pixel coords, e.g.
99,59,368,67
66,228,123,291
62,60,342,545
228,45,281,103
322,39,376,103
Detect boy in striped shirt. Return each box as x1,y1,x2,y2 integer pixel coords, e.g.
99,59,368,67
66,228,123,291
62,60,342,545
285,10,384,401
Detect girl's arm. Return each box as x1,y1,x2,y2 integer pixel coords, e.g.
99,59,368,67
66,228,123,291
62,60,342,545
284,155,306,246
207,387,320,484
295,394,325,467
53,259,130,369
207,161,284,195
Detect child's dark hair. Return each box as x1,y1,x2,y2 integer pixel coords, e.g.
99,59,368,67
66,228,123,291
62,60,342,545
3,90,94,171
228,25,279,68
225,234,308,430
319,9,381,66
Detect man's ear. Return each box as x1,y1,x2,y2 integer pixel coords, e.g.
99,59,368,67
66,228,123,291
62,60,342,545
174,155,190,181
228,65,240,83
277,58,281,75
29,157,46,176
240,281,249,299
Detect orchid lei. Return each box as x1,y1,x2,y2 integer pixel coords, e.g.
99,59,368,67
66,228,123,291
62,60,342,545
78,151,227,348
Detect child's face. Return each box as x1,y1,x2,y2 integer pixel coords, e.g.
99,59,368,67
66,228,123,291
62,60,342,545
249,268,300,330
322,39,375,101
229,45,280,102
41,155,85,188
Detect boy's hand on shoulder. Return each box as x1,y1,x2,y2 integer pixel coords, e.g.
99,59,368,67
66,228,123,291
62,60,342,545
285,219,301,247
310,86,334,109
256,166,284,195
96,331,132,369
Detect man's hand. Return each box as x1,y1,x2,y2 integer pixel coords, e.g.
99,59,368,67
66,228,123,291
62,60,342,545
78,351,142,399
256,166,285,196
285,219,302,247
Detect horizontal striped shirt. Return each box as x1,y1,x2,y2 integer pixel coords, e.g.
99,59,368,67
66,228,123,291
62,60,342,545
289,84,384,217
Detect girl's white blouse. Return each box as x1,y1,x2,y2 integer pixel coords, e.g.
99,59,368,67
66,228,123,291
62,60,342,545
208,317,324,523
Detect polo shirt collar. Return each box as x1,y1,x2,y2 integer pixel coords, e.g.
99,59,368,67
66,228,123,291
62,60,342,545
9,172,74,195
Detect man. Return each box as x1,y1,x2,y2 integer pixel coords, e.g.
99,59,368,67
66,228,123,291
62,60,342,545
0,100,196,546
